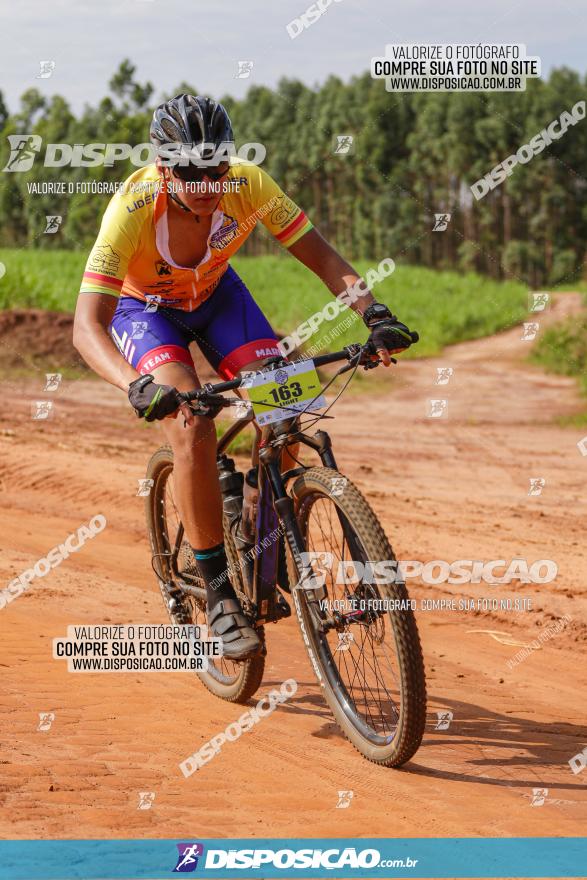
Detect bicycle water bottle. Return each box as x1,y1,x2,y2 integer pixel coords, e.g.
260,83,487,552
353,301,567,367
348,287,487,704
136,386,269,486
217,455,244,525
217,454,255,591
240,466,259,544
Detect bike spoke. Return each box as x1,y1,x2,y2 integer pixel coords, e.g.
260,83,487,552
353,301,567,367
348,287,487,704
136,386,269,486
303,490,403,743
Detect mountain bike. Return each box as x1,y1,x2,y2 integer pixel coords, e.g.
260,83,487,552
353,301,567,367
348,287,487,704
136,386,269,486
145,341,426,767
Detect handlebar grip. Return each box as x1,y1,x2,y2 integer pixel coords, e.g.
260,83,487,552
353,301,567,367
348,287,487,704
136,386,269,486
410,330,419,344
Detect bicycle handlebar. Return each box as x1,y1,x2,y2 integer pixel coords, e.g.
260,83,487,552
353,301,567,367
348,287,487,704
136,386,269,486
177,343,359,403
178,334,419,405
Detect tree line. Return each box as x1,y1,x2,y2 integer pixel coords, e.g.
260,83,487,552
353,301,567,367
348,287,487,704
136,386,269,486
0,60,585,287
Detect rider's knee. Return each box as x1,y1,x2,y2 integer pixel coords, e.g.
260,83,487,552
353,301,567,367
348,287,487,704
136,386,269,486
170,416,215,463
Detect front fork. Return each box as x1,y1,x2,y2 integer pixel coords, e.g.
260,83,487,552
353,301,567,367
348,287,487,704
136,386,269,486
294,428,365,567
257,426,346,629
260,424,336,576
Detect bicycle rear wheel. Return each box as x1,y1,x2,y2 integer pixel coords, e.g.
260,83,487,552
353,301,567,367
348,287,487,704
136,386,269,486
287,467,426,766
145,445,265,703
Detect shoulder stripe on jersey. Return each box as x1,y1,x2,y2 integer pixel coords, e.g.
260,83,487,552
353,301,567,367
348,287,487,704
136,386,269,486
276,212,313,248
275,212,307,242
83,272,123,288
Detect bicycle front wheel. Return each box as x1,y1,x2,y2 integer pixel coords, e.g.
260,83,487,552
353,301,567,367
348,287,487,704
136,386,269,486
287,467,426,766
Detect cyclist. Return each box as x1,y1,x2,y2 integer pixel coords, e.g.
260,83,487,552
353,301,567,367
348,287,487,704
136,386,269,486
73,94,415,660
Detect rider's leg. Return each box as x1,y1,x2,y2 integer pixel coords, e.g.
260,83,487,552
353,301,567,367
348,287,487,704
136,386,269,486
152,360,221,547
196,269,301,469
110,298,259,658
149,360,260,658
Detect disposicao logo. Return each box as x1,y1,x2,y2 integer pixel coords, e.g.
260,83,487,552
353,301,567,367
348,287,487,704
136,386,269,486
173,842,205,873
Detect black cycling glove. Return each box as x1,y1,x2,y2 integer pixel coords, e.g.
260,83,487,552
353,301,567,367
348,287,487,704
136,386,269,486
128,374,181,422
362,302,417,354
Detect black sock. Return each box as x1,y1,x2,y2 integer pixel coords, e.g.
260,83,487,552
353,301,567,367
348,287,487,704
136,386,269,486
192,542,237,611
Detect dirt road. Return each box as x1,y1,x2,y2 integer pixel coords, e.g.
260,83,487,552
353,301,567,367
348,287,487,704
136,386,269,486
1,294,586,843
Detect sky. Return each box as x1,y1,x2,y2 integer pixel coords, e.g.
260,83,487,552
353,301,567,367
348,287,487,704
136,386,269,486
1,0,586,112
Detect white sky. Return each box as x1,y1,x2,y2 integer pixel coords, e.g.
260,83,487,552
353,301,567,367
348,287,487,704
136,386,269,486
1,0,585,112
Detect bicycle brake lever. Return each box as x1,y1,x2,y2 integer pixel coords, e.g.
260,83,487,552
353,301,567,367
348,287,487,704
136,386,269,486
363,356,397,369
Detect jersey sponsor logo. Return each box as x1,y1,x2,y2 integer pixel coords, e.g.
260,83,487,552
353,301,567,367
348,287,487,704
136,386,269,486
126,193,155,213
142,291,184,305
155,259,172,276
270,194,298,228
87,245,120,275
141,350,173,371
210,214,239,250
200,279,221,299
110,327,136,362
255,346,281,358
145,280,176,290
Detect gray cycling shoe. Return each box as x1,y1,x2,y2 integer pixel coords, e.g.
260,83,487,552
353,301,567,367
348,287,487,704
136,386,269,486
207,599,261,661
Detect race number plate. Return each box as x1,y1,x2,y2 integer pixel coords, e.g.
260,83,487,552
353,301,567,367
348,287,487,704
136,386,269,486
240,361,326,426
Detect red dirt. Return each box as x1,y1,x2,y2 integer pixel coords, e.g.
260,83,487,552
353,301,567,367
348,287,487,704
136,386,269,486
0,294,585,846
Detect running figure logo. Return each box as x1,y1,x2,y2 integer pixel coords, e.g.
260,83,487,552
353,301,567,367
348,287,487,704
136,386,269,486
334,135,354,155
145,294,162,313
173,843,204,873
44,373,62,392
236,61,254,79
435,367,454,385
427,399,448,418
434,711,453,731
32,401,54,420
3,135,42,172
433,213,451,231
330,476,347,497
528,477,546,497
44,215,62,234
131,321,149,340
521,322,539,341
136,479,154,497
335,631,354,652
530,788,548,806
37,60,56,79
529,292,550,312
37,712,55,731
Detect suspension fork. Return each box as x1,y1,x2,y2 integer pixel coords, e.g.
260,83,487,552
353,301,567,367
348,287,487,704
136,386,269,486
259,444,312,590
299,429,364,564
299,429,337,469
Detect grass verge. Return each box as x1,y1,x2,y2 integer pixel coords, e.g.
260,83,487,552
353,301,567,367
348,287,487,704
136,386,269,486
0,250,529,358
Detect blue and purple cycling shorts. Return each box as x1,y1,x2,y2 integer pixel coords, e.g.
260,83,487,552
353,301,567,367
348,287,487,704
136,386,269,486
109,266,280,379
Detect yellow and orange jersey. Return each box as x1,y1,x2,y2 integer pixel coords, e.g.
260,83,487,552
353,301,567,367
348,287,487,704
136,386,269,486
80,161,313,311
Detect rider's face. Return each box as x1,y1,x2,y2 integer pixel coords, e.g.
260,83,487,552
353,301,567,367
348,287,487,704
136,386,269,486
165,163,229,216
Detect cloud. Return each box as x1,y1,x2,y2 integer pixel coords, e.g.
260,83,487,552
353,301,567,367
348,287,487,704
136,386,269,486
1,0,585,112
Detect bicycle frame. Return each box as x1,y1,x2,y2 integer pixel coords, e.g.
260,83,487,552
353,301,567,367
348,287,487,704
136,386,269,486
176,342,398,618
216,410,354,622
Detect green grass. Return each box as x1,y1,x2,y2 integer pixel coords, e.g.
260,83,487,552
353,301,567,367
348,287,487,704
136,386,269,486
0,249,84,311
0,249,529,357
234,257,529,358
556,410,587,428
530,314,587,395
551,281,587,295
215,419,254,455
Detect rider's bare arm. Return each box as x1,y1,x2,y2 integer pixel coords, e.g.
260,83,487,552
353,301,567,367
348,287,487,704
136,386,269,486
288,228,375,317
73,292,139,391
287,228,397,366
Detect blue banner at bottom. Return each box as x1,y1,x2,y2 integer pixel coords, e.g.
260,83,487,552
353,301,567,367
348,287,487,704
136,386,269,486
0,838,585,880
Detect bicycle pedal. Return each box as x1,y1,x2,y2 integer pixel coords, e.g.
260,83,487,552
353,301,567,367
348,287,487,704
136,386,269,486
274,590,291,620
